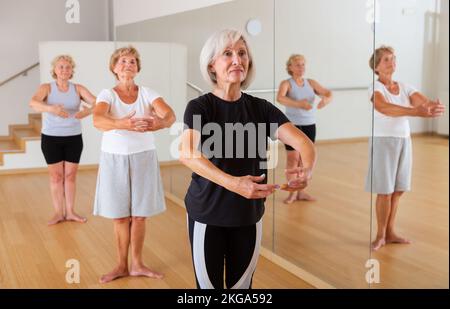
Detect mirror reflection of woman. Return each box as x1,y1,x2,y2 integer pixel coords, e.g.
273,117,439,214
367,46,445,251
277,54,332,203
29,55,96,225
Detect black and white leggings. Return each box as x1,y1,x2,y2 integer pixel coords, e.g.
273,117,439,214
188,217,262,289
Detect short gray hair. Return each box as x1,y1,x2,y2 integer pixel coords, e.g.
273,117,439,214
199,29,255,90
369,45,395,75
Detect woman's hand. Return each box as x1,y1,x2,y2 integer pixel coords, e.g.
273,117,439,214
115,111,149,132
317,96,332,109
298,99,313,110
282,167,312,191
141,109,166,132
415,99,445,117
74,107,92,119
228,174,279,199
50,104,69,118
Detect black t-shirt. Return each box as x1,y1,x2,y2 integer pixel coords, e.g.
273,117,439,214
183,92,290,227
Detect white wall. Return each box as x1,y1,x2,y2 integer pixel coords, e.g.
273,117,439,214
0,0,110,135
434,0,449,135
375,0,439,133
274,0,374,139
113,0,232,26
0,41,186,170
116,0,440,139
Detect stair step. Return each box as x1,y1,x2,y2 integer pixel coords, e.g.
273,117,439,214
0,140,21,152
0,139,24,166
13,127,40,139
0,113,43,166
31,119,42,132
29,113,41,120
12,127,40,149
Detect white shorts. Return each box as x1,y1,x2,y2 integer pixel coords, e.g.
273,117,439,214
365,137,412,194
94,150,166,219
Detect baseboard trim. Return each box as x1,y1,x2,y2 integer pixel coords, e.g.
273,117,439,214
0,164,98,176
159,160,181,167
164,191,186,208
259,247,335,289
2,134,445,173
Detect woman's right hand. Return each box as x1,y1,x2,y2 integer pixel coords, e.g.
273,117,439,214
50,104,69,118
284,167,312,191
115,111,149,132
228,174,279,199
415,99,445,117
298,99,313,110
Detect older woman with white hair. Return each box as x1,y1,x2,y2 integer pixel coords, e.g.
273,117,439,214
179,29,317,289
29,54,96,225
93,46,175,283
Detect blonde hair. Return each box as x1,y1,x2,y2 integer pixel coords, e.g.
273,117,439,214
199,29,255,90
286,54,305,76
109,45,141,80
369,45,395,75
51,55,75,79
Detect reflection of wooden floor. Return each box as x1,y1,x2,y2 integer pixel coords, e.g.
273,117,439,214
370,136,449,288
0,170,311,288
162,135,449,288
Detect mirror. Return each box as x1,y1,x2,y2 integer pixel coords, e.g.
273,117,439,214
369,0,448,288
272,0,373,288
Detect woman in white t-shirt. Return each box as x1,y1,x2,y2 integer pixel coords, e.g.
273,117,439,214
366,45,445,251
93,46,175,283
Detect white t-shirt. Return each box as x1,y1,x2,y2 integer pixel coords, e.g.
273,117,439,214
96,86,161,155
369,81,418,137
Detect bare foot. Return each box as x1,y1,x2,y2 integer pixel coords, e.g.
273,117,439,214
386,234,412,245
296,192,316,201
99,267,129,284
371,237,386,251
283,193,297,204
48,213,65,226
130,265,164,279
65,212,87,223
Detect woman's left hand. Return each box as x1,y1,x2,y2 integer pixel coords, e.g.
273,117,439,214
144,116,163,131
317,96,331,109
283,167,312,191
141,108,167,131
74,109,89,119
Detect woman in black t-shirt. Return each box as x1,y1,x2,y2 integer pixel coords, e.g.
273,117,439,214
180,29,317,289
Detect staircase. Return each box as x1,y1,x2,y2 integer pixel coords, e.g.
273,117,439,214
0,114,41,165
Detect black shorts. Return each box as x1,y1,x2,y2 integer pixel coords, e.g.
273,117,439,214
285,124,316,151
41,134,83,165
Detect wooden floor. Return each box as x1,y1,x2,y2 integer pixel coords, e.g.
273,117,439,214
0,170,311,288
162,135,449,288
370,136,449,288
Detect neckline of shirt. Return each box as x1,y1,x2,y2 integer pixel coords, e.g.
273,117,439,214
112,86,140,105
54,81,72,94
208,91,245,105
378,80,401,96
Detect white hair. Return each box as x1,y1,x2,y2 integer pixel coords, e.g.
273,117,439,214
199,29,255,90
